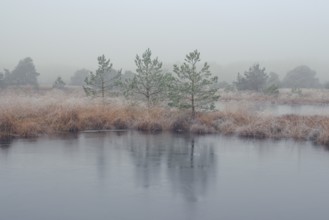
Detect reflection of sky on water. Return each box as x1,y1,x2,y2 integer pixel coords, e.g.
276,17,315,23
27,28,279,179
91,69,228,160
1,132,329,220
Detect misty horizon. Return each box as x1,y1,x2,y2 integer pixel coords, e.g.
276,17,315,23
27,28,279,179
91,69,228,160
1,57,328,84
1,0,328,83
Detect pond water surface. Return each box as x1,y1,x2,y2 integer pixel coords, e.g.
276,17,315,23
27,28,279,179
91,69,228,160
1,131,329,220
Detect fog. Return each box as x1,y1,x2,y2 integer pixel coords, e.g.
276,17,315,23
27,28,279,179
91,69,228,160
1,0,328,83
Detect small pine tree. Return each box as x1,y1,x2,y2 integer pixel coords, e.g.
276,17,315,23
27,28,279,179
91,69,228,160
83,55,121,100
169,50,219,117
52,77,66,89
123,49,172,107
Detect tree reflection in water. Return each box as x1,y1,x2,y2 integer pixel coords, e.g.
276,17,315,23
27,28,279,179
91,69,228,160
0,139,13,159
127,133,217,202
166,136,216,203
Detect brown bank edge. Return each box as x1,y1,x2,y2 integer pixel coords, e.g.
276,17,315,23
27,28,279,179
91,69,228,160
1,104,329,147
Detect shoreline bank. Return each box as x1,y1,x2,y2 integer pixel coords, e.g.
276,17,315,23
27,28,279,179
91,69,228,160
1,102,329,147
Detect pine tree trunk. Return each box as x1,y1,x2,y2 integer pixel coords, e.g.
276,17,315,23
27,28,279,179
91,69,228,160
102,80,105,103
146,88,150,109
191,93,195,118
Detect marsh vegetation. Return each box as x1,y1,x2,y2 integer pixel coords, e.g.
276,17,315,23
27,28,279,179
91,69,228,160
1,50,329,147
1,88,329,147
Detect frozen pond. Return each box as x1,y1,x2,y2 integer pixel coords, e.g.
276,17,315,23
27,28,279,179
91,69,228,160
1,131,329,220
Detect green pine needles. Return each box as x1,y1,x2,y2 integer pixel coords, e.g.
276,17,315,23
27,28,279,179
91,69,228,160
123,49,172,107
169,50,219,117
85,50,219,117
83,55,121,100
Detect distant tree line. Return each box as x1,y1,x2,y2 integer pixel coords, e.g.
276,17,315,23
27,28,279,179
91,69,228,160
281,65,320,88
229,63,322,94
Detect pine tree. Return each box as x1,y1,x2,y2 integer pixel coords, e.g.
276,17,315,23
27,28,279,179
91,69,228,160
52,77,66,89
83,55,121,100
5,57,39,87
170,50,219,117
123,49,172,107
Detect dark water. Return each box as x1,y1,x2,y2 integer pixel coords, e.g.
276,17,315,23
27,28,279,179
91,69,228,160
1,132,329,220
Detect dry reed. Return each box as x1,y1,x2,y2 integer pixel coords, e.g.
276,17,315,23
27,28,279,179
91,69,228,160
1,90,329,147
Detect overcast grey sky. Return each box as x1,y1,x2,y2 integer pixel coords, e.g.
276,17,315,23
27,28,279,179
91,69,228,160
1,0,328,82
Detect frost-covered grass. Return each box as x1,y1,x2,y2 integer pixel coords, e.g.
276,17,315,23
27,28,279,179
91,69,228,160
0,89,181,138
1,89,329,147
